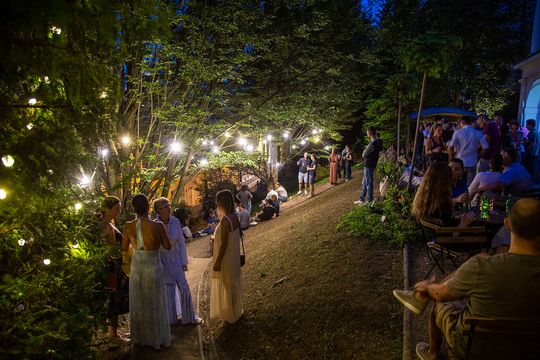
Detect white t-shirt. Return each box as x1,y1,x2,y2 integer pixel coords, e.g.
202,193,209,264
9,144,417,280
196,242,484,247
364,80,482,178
448,125,489,167
276,186,288,198
468,171,502,196
266,189,278,201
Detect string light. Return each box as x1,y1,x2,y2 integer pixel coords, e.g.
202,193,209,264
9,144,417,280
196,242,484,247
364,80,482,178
74,202,83,211
209,140,215,146
212,146,220,154
100,149,109,157
72,243,79,249
18,239,26,246
99,91,108,99
262,139,267,144
2,155,15,167
324,146,330,151
237,137,247,146
0,189,6,200
79,175,90,187
283,132,290,139
276,162,281,167
266,134,273,141
43,259,51,265
120,135,131,146
246,144,254,152
170,142,182,153
28,98,37,105
200,158,209,166
311,129,318,135
202,140,208,146
292,144,297,149
26,123,34,130
43,76,50,84
318,129,323,133
50,26,62,34
300,140,307,145
224,132,231,138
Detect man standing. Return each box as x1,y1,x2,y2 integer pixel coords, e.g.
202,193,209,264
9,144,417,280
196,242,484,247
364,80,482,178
354,127,383,205
476,115,500,173
296,152,311,195
393,198,540,360
524,119,540,182
448,117,489,186
342,145,353,180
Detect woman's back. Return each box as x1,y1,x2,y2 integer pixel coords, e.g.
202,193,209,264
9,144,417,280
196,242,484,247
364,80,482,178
124,218,168,250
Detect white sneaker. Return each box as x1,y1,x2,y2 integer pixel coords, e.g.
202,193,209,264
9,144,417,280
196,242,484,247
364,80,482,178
354,200,366,205
304,190,308,195
297,191,302,195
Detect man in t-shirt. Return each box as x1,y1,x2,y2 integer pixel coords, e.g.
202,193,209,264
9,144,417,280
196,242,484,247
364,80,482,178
476,115,501,173
275,182,288,202
354,127,383,205
448,117,489,186
393,198,540,360
296,153,311,195
252,200,277,222
524,119,540,182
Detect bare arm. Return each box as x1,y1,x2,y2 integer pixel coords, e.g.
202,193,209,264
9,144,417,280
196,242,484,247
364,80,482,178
121,224,131,252
213,217,231,271
414,278,456,302
159,222,172,250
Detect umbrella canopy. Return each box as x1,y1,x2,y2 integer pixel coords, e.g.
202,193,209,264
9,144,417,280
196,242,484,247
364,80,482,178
408,107,477,119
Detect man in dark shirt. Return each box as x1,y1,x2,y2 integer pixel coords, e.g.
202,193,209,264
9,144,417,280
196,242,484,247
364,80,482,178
296,152,311,195
354,127,383,205
477,115,501,173
253,200,277,222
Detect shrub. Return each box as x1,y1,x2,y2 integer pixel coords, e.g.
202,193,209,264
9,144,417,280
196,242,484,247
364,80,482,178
337,185,420,246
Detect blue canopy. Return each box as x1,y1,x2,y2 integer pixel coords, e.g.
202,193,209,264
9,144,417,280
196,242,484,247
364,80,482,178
408,107,477,120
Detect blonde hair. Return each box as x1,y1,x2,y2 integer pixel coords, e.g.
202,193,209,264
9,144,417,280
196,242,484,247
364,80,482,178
153,197,169,213
411,162,453,221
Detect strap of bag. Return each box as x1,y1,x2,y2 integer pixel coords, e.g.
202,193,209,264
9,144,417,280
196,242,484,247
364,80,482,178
225,214,245,256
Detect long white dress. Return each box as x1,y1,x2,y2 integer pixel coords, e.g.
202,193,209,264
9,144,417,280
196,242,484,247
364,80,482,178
129,218,171,349
210,215,243,323
158,216,197,324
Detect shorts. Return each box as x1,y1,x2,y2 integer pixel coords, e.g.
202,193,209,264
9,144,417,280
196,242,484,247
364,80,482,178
434,299,467,358
308,173,316,185
298,172,308,183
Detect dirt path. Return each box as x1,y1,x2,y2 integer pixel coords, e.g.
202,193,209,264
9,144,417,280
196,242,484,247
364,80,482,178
196,174,403,359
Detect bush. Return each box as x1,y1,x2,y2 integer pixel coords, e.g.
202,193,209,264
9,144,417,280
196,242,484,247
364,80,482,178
173,200,192,226
337,185,420,246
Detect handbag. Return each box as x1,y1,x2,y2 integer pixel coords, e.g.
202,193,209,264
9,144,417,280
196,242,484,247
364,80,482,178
240,233,246,267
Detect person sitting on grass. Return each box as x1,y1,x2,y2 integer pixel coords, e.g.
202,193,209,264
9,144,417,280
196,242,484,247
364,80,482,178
265,185,278,202
393,198,540,360
271,194,280,217
236,202,250,230
251,200,277,223
275,182,288,202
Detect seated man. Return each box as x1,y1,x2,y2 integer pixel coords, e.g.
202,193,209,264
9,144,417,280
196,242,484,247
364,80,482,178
236,202,250,230
479,147,533,196
393,198,540,360
265,185,278,202
251,200,277,222
275,182,288,202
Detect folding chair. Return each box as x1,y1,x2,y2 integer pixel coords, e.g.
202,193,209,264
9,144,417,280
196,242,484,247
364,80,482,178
461,316,540,359
419,219,487,279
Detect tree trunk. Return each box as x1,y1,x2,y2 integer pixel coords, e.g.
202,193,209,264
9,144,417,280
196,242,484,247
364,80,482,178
170,148,194,206
408,72,427,190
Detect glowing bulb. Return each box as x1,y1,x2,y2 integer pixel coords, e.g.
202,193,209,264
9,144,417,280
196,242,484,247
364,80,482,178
79,175,90,186
300,140,307,145
44,76,50,84
200,158,209,166
262,139,267,144
100,149,109,157
324,146,330,151
276,162,281,167
212,146,220,154
18,239,26,246
43,259,51,265
292,144,298,149
224,132,231,137
120,135,131,146
170,142,182,153
209,140,215,146
28,98,37,105
202,140,208,146
266,134,273,141
2,155,15,167
283,132,290,139
0,189,6,200
311,129,318,135
50,26,62,34
318,129,322,133
99,91,108,99
246,144,254,152
237,137,247,146
72,243,79,249
26,123,34,130
74,202,83,211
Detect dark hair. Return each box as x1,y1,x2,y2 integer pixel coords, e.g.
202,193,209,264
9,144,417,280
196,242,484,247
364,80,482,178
526,119,536,128
449,157,464,168
462,117,472,125
240,184,248,192
102,196,120,210
509,198,540,240
489,153,503,172
367,127,376,135
501,147,517,163
216,189,235,215
510,121,520,128
132,194,149,216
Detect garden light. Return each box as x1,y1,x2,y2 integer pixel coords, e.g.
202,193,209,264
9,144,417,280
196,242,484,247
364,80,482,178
246,144,254,152
74,202,83,211
50,26,62,34
170,142,182,153
0,189,6,200
72,243,79,249
26,123,34,130
43,259,51,265
2,155,15,167
99,91,108,99
43,76,50,84
28,98,37,105
18,239,26,246
120,135,131,146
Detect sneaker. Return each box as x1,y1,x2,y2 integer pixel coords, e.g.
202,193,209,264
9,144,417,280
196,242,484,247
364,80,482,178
304,190,308,195
415,342,433,360
354,200,366,205
297,191,302,195
392,290,428,316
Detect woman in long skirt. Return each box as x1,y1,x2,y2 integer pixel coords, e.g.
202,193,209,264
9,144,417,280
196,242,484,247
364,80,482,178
122,194,172,349
210,190,244,325
329,149,339,185
153,197,202,325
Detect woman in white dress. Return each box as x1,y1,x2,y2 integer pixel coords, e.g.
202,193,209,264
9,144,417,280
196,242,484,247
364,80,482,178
210,190,244,325
122,194,171,349
153,197,202,325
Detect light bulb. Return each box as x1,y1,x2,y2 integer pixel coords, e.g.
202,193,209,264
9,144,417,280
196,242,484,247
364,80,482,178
74,202,83,211
79,175,90,187
262,139,267,144
283,132,290,139
237,137,247,146
170,142,182,153
324,146,330,151
209,140,215,146
100,149,109,157
18,239,26,246
2,155,15,167
276,162,281,167
99,91,108,99
72,243,79,249
300,140,307,145
28,98,37,105
212,146,220,154
266,134,273,141
246,144,254,152
50,26,62,34
43,76,50,84
224,132,231,137
0,189,6,200
120,135,131,146
292,145,297,149
43,259,51,265
200,158,209,166
26,123,34,130
311,129,318,135
202,140,208,146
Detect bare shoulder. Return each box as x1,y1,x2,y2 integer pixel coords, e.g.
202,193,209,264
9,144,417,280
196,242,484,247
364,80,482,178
220,216,232,232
